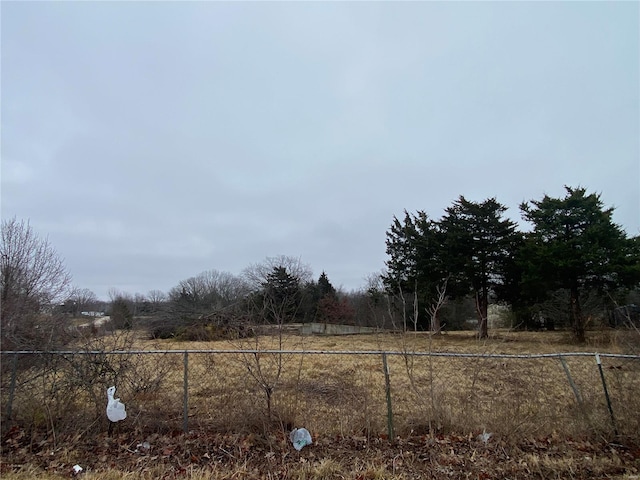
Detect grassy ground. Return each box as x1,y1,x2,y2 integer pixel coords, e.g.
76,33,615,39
162,328,640,357
2,329,640,479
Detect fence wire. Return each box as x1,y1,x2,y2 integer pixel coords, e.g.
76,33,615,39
1,349,639,442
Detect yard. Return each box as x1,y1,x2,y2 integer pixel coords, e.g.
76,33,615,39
2,329,639,479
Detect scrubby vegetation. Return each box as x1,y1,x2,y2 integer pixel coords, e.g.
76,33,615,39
2,330,640,479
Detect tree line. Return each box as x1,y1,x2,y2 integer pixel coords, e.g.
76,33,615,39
145,256,357,340
384,186,640,342
2,186,639,349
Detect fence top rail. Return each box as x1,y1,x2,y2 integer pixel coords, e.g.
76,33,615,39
1,349,639,360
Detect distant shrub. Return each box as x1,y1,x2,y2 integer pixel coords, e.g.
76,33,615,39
146,317,254,341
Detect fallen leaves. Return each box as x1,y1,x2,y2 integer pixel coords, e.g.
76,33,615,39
1,427,639,479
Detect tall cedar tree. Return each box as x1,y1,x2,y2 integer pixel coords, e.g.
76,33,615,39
317,271,336,298
384,210,447,331
439,197,519,338
520,186,640,343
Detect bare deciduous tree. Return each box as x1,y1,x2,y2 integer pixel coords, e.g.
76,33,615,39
427,277,449,334
1,217,72,349
68,287,99,316
243,255,312,291
169,269,250,313
360,270,399,329
147,289,166,304
146,289,167,312
235,257,310,424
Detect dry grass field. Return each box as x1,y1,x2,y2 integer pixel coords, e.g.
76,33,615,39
2,329,640,479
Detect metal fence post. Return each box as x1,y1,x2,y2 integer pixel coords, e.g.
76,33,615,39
4,354,18,425
595,353,618,436
183,351,189,433
382,353,395,441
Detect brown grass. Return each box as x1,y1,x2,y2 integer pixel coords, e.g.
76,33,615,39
2,329,639,478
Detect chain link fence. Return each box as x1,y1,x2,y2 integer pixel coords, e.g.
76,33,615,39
2,348,639,443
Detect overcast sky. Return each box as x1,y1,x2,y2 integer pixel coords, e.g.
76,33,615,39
2,2,639,300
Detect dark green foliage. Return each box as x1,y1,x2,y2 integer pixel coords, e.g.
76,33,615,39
439,196,520,338
383,187,640,342
257,266,303,324
519,186,640,342
385,199,519,336
298,280,320,323
318,271,336,299
264,266,299,304
384,210,445,331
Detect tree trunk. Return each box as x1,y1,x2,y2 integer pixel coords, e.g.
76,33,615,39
476,290,489,339
428,277,448,335
413,287,418,332
570,287,585,343
431,314,441,334
265,387,273,420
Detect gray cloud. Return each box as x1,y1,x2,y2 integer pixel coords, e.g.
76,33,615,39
2,1,638,299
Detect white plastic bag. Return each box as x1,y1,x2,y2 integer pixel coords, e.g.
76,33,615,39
289,428,312,451
106,386,127,423
477,429,492,444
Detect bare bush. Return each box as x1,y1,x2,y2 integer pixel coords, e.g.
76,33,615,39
1,328,178,439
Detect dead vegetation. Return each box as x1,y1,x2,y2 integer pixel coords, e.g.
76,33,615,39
2,430,639,479
2,329,640,478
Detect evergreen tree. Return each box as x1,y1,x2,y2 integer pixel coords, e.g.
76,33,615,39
313,271,354,324
317,271,336,298
261,266,301,323
384,210,447,331
520,186,640,342
439,196,519,338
